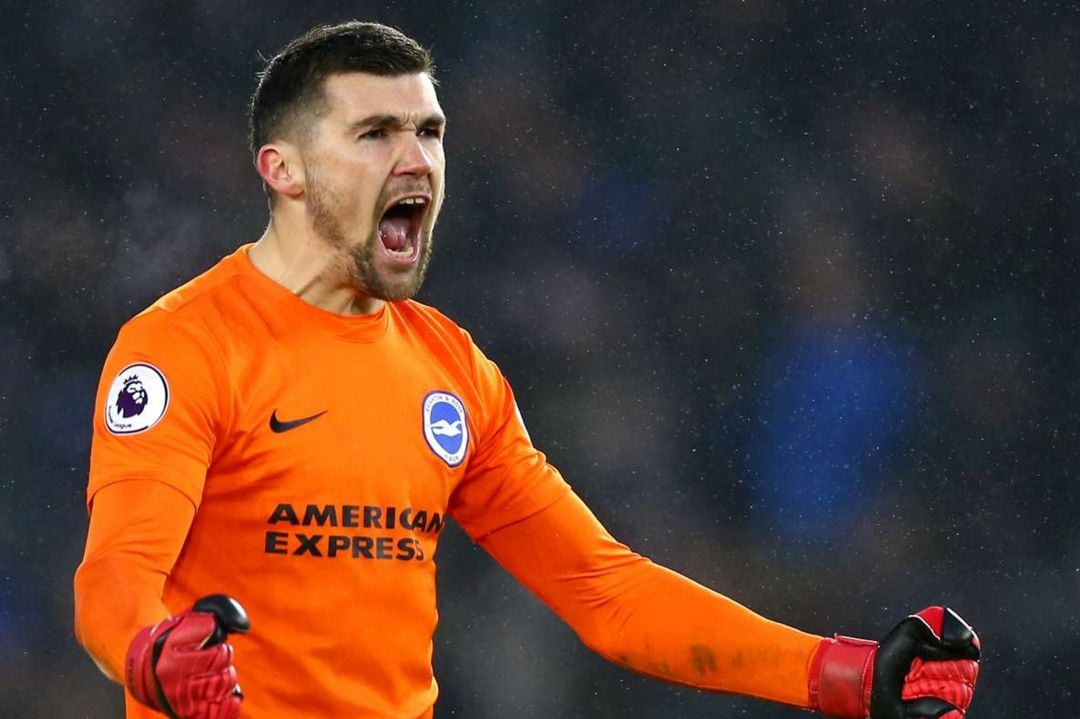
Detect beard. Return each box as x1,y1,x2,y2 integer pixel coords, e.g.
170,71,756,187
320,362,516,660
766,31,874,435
307,167,435,303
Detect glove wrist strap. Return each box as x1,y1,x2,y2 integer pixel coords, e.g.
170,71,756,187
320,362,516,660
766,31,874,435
125,624,163,709
808,635,877,718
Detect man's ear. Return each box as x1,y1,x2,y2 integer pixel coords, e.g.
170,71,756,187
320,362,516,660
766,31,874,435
256,142,305,199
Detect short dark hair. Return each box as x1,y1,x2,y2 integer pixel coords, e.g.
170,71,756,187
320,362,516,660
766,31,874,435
249,21,435,162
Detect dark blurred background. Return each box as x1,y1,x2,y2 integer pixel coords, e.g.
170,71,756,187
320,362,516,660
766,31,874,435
3,0,1078,716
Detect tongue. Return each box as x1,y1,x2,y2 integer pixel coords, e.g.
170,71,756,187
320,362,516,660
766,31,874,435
379,216,410,251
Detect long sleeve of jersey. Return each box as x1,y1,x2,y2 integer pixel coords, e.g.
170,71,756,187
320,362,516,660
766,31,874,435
74,480,195,681
478,490,822,708
75,306,224,685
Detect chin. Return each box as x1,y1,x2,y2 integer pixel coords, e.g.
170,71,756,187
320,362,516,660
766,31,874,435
362,267,428,302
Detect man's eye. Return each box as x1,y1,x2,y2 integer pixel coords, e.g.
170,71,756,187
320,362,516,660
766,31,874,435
361,128,386,140
418,127,443,139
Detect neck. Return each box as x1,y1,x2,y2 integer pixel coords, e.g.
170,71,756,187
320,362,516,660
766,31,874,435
248,217,383,316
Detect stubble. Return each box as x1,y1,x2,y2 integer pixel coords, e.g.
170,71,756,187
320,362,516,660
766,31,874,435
306,166,435,302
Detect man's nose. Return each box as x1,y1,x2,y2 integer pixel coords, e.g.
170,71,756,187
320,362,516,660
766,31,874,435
394,136,435,176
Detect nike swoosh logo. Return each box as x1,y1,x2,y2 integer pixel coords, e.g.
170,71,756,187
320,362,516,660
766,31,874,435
270,410,327,433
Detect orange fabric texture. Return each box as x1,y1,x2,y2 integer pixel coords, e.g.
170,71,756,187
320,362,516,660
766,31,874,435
480,491,821,708
76,245,568,718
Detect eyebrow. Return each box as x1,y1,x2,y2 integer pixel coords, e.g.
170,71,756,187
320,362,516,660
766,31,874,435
346,113,447,134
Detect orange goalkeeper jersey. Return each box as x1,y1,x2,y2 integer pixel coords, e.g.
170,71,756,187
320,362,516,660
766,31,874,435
76,245,822,718
80,245,571,718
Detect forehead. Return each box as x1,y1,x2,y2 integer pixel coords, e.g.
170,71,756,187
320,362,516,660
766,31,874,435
319,72,442,122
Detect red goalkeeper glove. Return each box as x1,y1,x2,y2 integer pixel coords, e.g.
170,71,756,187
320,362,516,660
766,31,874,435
125,595,250,719
808,606,980,718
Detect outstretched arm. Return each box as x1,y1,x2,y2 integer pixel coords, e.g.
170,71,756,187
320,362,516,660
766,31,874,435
478,490,822,708
479,490,981,717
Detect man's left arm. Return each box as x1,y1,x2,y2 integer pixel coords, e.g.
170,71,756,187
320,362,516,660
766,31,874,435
478,489,821,707
456,339,979,715
478,490,980,716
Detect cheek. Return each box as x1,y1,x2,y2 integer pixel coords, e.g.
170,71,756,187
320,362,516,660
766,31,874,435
350,164,388,214
431,163,446,198
313,153,380,204
329,177,376,220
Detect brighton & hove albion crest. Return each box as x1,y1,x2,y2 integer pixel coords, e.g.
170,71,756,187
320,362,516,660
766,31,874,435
104,362,169,434
422,391,468,466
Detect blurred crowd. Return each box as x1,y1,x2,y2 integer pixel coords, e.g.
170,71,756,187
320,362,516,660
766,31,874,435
3,1,1078,716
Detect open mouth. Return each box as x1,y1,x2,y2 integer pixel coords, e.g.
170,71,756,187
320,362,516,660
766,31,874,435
378,196,429,262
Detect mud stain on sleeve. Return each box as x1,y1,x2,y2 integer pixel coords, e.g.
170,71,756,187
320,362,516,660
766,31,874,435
689,644,718,676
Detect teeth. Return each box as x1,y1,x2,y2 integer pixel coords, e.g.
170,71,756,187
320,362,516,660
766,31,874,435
397,197,427,206
386,239,414,257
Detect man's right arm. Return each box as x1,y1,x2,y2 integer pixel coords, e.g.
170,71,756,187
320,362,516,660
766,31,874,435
76,305,248,719
73,478,196,681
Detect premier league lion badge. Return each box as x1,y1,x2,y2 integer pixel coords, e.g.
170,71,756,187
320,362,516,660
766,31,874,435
104,362,170,434
422,391,468,466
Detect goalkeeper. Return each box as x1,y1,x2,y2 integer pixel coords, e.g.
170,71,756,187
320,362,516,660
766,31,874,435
74,20,980,719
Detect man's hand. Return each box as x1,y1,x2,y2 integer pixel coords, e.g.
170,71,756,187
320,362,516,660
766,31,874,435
125,595,250,719
808,606,980,718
